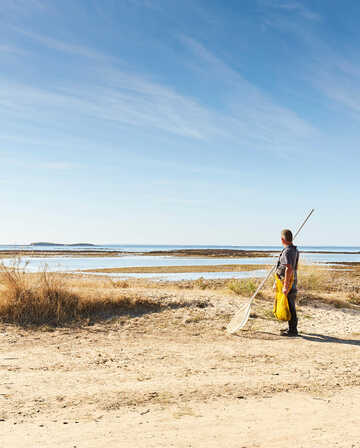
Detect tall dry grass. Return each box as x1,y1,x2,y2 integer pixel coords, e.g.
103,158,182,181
0,262,161,326
0,262,80,325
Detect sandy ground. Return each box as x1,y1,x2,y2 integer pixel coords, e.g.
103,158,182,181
0,288,359,447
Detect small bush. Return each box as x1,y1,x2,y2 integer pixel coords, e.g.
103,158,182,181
228,279,260,297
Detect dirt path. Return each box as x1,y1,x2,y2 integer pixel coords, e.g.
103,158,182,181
0,291,359,447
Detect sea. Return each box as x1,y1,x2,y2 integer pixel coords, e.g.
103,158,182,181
0,244,359,281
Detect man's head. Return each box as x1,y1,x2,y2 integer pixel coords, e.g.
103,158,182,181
281,229,293,246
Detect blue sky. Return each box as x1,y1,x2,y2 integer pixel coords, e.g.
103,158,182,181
1,0,359,245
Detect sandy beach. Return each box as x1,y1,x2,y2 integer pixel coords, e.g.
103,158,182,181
0,270,359,447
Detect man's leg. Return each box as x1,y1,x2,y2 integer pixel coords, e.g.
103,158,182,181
287,291,298,334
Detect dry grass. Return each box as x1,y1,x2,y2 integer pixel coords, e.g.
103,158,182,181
1,260,359,327
296,265,360,308
0,262,80,325
0,263,165,326
84,265,360,309
226,264,360,310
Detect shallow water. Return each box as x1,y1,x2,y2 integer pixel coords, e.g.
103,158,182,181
1,255,276,273
1,249,359,281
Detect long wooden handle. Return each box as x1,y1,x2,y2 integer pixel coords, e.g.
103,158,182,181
293,209,315,240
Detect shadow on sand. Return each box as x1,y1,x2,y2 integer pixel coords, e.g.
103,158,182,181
234,330,282,341
300,332,360,347
233,331,360,346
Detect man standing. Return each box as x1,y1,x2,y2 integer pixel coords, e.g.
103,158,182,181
276,229,300,336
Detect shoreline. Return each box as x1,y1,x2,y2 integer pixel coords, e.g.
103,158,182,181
0,248,359,259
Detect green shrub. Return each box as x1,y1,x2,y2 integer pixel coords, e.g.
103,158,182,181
228,278,260,297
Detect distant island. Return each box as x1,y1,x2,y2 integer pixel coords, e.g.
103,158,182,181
31,242,96,247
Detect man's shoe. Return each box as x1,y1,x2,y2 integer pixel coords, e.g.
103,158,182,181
280,330,298,337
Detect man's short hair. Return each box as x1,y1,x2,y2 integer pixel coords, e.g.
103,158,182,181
281,229,293,243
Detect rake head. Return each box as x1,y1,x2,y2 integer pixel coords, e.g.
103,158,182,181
226,301,252,334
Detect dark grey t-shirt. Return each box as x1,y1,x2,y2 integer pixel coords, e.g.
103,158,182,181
276,244,300,292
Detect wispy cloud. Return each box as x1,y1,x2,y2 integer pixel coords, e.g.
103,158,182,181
180,35,316,153
308,44,360,117
1,27,316,153
260,11,360,119
12,27,111,61
252,0,360,125
260,0,321,22
311,62,360,116
0,77,215,141
0,30,317,155
0,57,316,152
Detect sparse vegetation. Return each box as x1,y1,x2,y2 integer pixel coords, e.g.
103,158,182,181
0,262,162,326
228,278,263,298
0,259,359,327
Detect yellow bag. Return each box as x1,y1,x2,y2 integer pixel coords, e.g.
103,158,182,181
273,274,292,321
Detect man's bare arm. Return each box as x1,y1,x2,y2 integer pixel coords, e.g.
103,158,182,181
283,264,293,294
